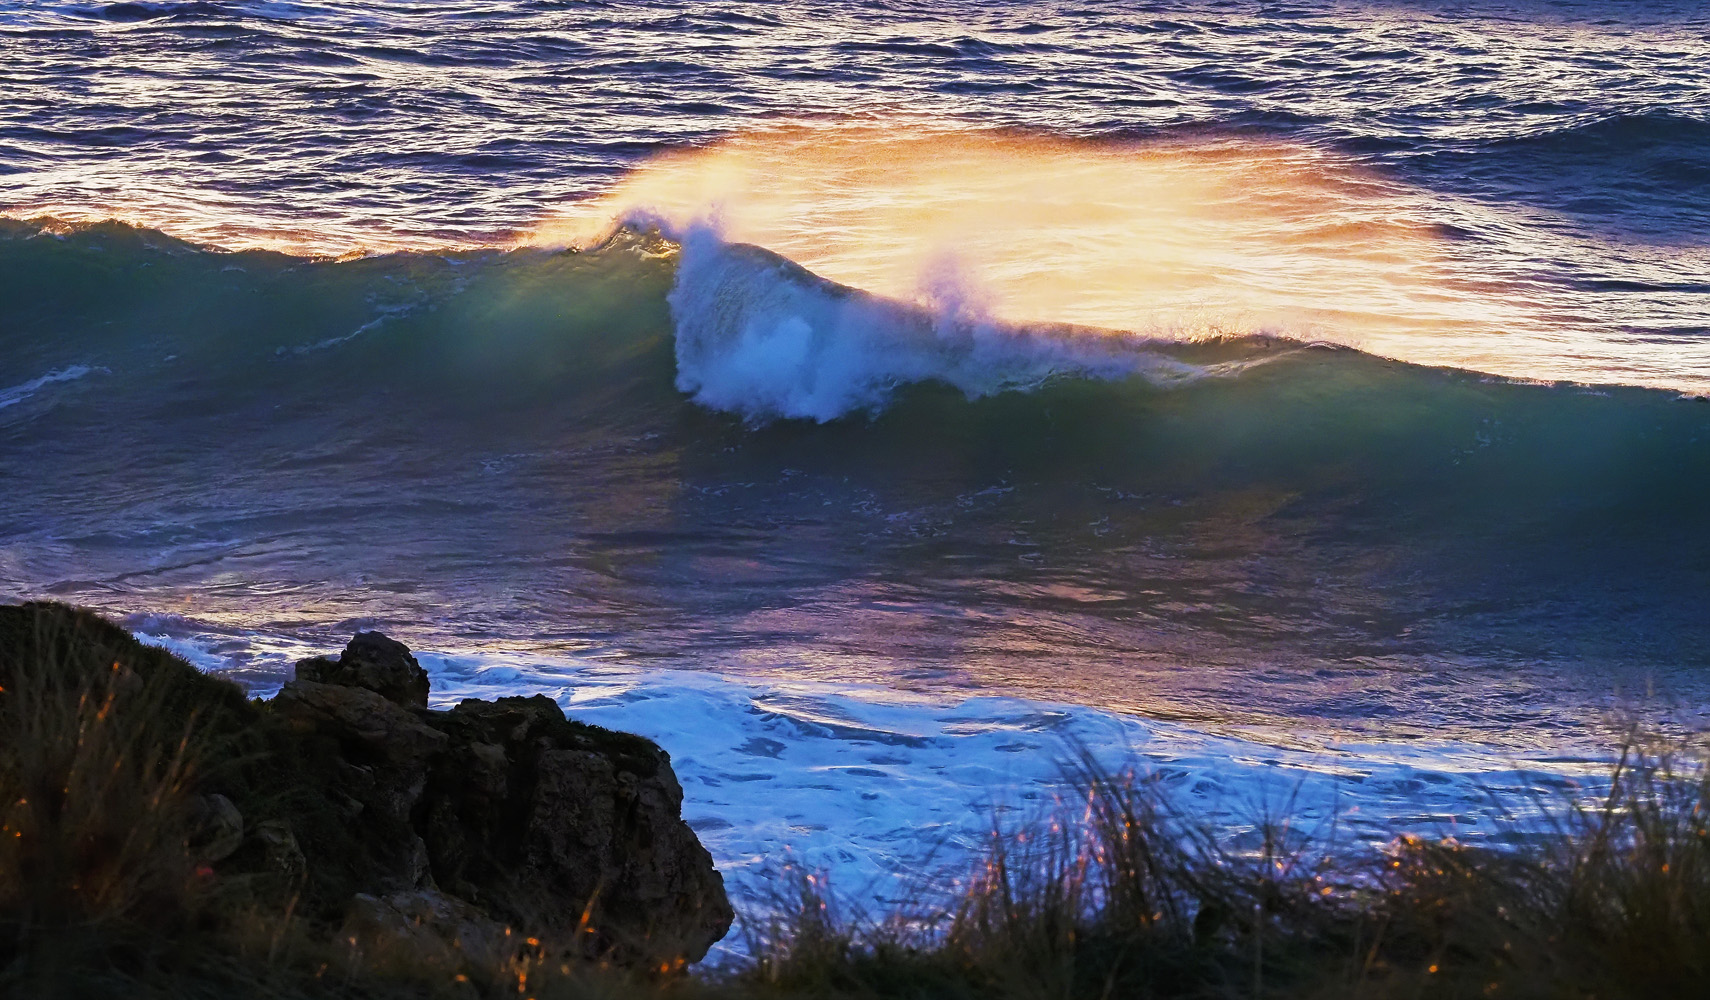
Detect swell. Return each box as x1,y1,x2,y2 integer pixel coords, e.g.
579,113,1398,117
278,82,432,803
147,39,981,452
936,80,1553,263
1406,111,1710,241
3,216,1708,522
1474,111,1710,161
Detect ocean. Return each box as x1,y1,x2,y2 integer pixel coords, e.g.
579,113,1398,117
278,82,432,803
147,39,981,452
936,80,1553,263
2,0,1707,918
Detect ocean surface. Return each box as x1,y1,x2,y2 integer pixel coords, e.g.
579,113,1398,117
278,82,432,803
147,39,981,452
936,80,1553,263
3,0,1708,916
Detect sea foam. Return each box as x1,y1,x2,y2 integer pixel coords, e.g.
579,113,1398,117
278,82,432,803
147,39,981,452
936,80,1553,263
420,652,1607,898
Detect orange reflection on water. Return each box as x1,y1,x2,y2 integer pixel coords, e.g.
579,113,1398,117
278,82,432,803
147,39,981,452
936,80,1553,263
532,122,1540,357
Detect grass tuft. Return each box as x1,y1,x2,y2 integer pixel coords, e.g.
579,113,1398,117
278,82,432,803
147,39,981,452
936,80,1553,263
715,741,1710,1000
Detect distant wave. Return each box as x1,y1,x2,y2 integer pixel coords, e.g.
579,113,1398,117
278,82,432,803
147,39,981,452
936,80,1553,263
73,2,323,23
1491,111,1710,157
1409,111,1710,241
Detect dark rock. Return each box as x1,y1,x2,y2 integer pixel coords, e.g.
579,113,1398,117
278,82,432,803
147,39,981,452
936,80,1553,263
0,603,733,974
253,819,307,883
270,678,448,891
417,695,734,966
276,639,732,966
187,793,244,864
342,889,509,972
295,631,429,709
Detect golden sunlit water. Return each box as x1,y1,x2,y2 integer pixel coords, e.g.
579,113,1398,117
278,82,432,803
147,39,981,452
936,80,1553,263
535,123,1708,391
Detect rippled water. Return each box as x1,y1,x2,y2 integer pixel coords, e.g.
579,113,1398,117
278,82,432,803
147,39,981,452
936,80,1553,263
1,3,1705,230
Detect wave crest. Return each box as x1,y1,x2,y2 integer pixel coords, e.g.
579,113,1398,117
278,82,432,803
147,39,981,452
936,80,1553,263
666,223,1225,422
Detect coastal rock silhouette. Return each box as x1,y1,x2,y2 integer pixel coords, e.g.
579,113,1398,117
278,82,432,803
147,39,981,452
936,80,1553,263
0,602,732,973
295,630,431,709
276,632,734,967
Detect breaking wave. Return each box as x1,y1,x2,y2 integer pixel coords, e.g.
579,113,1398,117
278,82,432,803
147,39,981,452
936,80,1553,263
665,223,1235,422
3,215,1708,506
6,212,1709,737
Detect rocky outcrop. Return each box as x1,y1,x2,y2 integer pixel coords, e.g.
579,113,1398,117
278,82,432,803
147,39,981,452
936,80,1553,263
271,633,733,969
294,631,430,709
0,602,732,974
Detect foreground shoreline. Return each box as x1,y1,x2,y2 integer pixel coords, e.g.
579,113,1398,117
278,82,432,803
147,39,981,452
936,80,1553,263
131,607,1635,916
3,602,1707,999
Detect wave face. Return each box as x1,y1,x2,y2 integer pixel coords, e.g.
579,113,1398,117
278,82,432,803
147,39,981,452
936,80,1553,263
4,218,1709,750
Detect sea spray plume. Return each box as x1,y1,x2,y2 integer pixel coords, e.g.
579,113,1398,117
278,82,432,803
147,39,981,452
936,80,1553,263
527,123,1588,385
914,247,992,326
